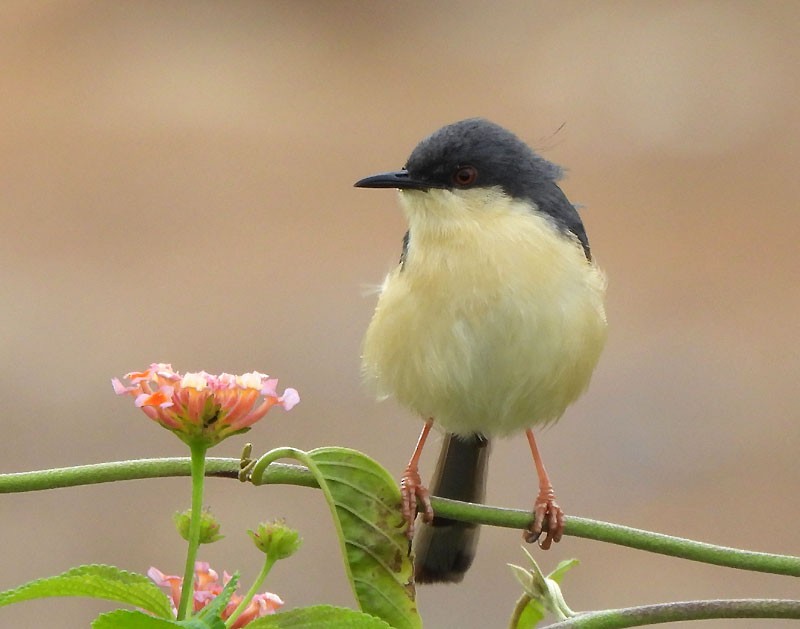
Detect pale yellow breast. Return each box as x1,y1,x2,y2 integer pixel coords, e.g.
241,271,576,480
362,189,607,437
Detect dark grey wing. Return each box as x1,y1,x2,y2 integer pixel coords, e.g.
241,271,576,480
527,181,591,260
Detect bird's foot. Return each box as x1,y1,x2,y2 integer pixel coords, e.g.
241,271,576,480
400,465,434,539
523,487,564,550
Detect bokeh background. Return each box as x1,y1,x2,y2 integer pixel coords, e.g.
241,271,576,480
1,2,798,627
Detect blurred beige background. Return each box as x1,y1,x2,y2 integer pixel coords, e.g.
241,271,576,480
1,1,798,627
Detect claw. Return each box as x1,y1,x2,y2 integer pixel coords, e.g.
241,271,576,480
524,490,563,550
400,465,433,539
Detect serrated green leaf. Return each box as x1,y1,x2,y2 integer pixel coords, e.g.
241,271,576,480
306,448,420,629
92,609,182,628
0,564,173,618
93,609,229,629
248,604,393,628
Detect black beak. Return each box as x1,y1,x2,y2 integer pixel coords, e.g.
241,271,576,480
354,170,434,191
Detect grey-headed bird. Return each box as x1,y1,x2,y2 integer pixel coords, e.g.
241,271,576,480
355,118,607,583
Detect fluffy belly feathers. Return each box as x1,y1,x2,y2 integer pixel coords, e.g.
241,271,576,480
362,209,607,437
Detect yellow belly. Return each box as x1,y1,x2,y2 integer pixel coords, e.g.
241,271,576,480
362,191,607,437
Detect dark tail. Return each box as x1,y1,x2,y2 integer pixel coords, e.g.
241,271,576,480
413,433,491,583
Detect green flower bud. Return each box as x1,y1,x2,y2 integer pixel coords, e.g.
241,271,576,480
248,519,302,560
173,508,224,544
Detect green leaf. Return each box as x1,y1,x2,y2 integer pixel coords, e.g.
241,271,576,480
92,609,182,628
306,448,420,629
509,563,534,591
178,616,226,629
248,604,393,628
251,447,420,629
548,558,579,584
514,600,546,629
93,609,227,628
509,555,580,628
0,564,173,618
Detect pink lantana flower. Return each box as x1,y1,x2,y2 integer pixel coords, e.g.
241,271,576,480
113,363,299,446
148,561,283,627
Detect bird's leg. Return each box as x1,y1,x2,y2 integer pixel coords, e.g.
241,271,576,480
400,418,435,539
523,429,564,550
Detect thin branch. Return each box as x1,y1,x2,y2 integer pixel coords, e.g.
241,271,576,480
430,497,800,577
0,457,314,491
0,458,798,577
542,599,800,628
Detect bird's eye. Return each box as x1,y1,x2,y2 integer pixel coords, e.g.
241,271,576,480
452,165,478,187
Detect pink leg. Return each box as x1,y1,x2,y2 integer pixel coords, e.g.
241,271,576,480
400,419,435,539
523,429,564,549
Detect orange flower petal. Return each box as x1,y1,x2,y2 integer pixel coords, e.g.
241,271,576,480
135,388,174,409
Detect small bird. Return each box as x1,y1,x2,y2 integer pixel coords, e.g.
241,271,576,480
355,118,607,584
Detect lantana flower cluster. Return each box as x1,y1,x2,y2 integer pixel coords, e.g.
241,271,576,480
112,363,299,446
149,561,283,627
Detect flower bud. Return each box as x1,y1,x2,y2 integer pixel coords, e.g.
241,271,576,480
174,508,224,544
248,520,301,560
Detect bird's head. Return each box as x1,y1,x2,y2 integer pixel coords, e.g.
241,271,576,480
355,118,590,256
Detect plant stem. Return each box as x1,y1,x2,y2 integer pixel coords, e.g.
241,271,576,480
542,599,800,628
224,555,277,628
176,443,208,620
0,457,314,492
427,497,800,577
1,458,798,577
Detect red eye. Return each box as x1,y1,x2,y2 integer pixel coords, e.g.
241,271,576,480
452,165,478,186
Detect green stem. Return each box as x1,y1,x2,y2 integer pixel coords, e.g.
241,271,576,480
542,599,800,628
176,443,208,620
0,457,314,492
224,555,277,628
429,498,800,577
1,459,798,577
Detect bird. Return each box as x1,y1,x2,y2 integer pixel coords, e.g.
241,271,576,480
354,118,607,584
